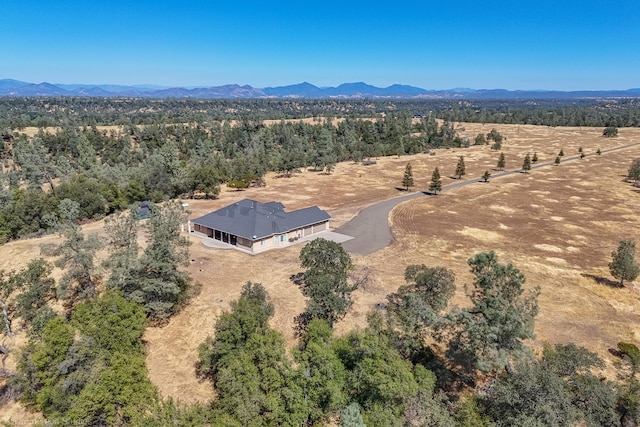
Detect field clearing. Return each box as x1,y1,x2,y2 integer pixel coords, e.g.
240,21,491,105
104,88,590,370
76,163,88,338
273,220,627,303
2,123,640,420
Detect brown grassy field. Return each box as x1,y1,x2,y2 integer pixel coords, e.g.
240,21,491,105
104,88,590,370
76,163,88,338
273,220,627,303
2,123,640,421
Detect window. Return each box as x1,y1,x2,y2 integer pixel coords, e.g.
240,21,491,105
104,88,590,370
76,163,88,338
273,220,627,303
281,235,286,242
261,239,266,246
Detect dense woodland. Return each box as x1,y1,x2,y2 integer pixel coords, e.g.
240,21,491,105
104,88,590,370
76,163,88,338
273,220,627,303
2,97,640,243
0,97,639,426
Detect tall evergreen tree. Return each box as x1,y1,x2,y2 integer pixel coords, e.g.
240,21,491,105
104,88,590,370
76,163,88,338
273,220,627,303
522,153,532,173
198,283,309,425
448,252,540,374
429,167,442,194
2,259,56,336
119,201,192,320
455,156,466,179
40,200,102,314
103,210,140,292
497,152,506,171
402,162,414,191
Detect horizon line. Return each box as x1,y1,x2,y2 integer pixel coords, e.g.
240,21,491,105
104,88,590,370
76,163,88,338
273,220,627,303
2,78,640,93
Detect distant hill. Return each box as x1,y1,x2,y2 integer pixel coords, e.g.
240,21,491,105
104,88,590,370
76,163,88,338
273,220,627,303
1,79,639,99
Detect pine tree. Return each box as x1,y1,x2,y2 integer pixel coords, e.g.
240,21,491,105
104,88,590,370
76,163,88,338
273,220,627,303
555,156,561,166
40,200,102,314
103,210,140,292
559,149,564,157
455,156,466,179
532,152,538,163
402,163,414,191
596,148,602,155
522,153,532,173
450,252,540,373
429,167,442,195
497,152,506,171
482,170,491,183
120,201,192,320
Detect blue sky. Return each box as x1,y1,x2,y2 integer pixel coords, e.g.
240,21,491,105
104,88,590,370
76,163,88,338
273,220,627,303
3,0,639,90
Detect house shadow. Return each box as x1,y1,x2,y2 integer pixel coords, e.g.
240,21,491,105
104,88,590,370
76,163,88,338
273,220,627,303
581,273,622,288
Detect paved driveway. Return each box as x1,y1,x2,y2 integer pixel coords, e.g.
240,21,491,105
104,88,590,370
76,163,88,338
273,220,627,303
337,142,640,256
337,191,426,255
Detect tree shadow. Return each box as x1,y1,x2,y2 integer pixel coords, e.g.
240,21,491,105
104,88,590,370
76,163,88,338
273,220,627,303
608,347,624,359
415,347,469,392
395,186,410,192
581,273,622,288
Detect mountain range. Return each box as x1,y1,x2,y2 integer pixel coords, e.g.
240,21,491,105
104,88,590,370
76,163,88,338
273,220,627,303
1,79,639,99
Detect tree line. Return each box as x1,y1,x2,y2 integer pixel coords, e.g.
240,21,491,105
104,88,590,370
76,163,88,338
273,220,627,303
0,114,467,242
1,97,640,129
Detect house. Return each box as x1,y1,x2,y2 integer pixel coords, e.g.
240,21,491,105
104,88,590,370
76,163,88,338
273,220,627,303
189,199,331,253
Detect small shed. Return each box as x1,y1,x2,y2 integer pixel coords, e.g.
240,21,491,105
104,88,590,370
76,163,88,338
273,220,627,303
136,201,152,220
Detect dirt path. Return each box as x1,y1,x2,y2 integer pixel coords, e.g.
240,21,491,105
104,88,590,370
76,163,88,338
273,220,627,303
339,141,640,255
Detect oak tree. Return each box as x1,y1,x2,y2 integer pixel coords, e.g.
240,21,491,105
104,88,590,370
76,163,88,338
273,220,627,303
295,239,355,330
609,240,640,286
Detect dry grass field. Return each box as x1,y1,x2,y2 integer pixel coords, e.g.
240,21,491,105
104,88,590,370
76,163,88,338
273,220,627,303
2,123,640,421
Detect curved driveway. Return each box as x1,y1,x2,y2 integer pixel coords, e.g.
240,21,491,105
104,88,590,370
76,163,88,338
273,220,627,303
337,142,640,255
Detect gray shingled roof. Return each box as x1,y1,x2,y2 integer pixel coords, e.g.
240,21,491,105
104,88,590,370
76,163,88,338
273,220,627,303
191,199,331,240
